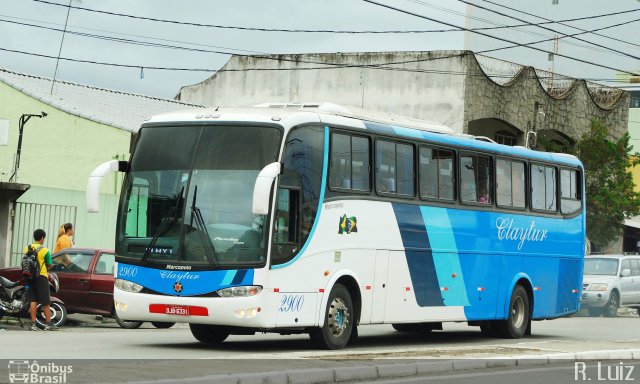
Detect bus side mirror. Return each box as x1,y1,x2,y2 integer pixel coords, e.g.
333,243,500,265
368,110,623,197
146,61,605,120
86,160,128,213
252,162,281,215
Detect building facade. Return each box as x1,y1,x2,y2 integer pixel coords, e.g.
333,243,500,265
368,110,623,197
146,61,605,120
0,69,202,267
177,51,629,147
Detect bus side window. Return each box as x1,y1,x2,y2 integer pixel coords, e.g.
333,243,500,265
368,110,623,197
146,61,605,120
329,133,370,191
376,140,397,194
460,153,492,204
531,164,557,212
496,158,525,209
560,168,581,215
420,146,454,201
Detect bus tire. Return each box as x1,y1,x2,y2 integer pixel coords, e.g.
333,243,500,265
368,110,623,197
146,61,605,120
151,322,175,329
496,284,530,339
310,284,353,350
189,324,229,344
115,312,144,329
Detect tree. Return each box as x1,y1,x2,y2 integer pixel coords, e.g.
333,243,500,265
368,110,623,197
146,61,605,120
575,119,640,249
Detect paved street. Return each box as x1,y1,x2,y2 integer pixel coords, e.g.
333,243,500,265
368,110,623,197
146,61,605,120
0,312,638,383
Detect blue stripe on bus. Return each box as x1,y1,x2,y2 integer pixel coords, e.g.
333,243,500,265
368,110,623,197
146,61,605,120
420,206,470,306
221,270,236,286
363,121,582,168
271,126,330,269
116,263,254,296
231,269,247,285
392,204,444,307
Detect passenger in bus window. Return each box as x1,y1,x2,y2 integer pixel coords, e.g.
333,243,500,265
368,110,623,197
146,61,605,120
380,177,395,193
478,183,490,204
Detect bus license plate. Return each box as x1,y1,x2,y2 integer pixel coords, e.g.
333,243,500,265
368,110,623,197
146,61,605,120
165,305,189,316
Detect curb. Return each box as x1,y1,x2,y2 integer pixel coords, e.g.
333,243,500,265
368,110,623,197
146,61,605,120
124,349,640,384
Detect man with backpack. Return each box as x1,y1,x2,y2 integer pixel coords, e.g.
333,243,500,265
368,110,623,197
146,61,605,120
23,229,58,331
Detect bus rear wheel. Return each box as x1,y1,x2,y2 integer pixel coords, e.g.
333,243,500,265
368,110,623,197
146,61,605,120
310,284,353,350
495,284,530,339
189,324,229,344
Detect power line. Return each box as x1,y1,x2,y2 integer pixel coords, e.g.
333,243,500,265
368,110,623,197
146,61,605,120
0,17,269,56
408,0,640,56
27,0,468,34
458,0,640,62
30,0,640,35
1,44,637,86
3,9,637,78
0,14,267,55
480,0,640,50
362,0,639,76
20,0,640,68
476,15,640,59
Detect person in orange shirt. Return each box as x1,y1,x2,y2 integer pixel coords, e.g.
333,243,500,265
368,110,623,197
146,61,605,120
54,223,74,253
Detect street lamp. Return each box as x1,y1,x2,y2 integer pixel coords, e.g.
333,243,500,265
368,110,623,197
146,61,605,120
8,112,48,183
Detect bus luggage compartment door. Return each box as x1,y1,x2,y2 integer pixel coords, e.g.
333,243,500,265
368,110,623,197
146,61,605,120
368,250,390,323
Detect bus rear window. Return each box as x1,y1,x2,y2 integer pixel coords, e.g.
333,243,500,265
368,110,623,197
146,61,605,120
560,168,582,215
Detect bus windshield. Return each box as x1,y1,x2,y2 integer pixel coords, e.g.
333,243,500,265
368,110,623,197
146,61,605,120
116,124,282,267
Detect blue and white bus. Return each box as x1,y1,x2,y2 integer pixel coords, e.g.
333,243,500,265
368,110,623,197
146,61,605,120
87,103,585,349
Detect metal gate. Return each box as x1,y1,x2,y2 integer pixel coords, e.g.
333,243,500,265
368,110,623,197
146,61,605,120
10,203,77,266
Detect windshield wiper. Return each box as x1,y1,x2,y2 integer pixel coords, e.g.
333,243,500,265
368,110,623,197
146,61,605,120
141,187,184,264
190,185,217,266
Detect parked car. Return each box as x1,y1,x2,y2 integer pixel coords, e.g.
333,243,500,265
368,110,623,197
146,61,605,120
0,248,174,329
582,254,640,317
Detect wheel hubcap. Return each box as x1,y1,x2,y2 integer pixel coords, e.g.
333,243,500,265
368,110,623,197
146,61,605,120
327,297,349,337
511,296,525,329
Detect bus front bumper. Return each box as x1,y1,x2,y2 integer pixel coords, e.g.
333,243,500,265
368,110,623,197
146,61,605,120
114,287,274,328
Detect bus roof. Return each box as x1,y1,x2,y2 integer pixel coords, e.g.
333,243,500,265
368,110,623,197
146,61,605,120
142,103,582,168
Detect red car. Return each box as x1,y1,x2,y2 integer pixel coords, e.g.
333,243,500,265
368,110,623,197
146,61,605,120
0,248,173,329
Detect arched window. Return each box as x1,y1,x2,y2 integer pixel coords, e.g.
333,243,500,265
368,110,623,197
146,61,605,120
494,130,517,146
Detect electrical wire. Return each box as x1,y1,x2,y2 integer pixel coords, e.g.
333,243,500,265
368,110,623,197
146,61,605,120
362,0,640,76
476,16,640,58
480,0,640,49
457,0,640,62
0,13,637,80
408,0,639,56
30,0,640,35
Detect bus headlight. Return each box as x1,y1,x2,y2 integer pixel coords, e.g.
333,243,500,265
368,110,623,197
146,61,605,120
587,283,608,291
217,286,262,297
115,278,143,293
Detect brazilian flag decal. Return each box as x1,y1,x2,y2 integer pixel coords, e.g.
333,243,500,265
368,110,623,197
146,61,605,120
338,214,358,234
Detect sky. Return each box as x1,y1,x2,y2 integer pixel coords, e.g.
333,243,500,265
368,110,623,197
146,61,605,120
0,0,638,99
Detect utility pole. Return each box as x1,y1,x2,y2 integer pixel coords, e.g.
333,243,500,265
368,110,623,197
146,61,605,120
50,0,74,94
8,112,48,183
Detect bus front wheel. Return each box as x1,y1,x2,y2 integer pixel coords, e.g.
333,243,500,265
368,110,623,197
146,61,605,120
189,324,229,344
496,284,530,339
310,284,354,350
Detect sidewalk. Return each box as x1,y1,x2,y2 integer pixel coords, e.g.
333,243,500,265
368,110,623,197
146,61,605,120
125,349,640,384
